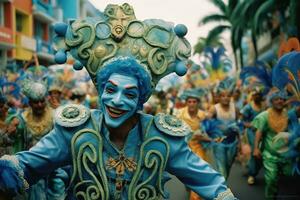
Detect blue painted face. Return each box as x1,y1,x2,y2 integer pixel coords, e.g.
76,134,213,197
101,73,140,128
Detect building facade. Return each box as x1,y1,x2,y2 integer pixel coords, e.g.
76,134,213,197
0,0,102,72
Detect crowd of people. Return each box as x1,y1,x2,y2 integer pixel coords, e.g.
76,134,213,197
143,61,300,200
0,3,299,200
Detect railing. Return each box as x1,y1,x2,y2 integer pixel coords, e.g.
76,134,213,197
32,0,53,16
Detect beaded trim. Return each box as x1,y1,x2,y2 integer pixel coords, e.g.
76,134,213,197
1,155,29,192
214,189,236,200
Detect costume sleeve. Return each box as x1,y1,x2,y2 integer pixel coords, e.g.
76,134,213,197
240,104,250,121
251,111,268,132
166,137,235,200
0,124,71,193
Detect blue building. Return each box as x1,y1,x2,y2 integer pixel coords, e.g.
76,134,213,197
32,0,103,66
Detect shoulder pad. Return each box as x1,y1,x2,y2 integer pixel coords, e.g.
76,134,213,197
55,104,90,127
154,113,191,137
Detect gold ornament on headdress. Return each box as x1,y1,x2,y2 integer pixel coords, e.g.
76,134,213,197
53,3,191,89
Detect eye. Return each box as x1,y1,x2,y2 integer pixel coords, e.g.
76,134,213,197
105,87,115,94
125,92,137,99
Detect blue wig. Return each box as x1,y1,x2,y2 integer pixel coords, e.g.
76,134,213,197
97,57,153,109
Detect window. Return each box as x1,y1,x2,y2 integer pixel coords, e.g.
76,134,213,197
0,3,4,26
34,20,48,41
16,12,23,32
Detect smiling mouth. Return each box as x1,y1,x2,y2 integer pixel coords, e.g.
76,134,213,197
106,105,128,118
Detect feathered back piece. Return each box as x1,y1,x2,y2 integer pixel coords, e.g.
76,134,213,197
240,61,272,95
272,51,300,104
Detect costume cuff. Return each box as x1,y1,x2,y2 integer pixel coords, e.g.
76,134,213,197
1,155,29,192
214,189,236,200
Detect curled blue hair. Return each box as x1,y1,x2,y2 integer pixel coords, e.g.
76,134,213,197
97,57,153,109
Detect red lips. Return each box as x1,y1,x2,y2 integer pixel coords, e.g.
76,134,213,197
106,105,128,118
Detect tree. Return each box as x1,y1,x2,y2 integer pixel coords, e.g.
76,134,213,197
199,0,244,69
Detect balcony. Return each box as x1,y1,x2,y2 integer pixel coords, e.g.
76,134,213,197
0,26,14,49
36,37,54,62
32,0,55,23
15,33,36,60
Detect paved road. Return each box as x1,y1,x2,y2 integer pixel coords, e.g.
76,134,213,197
165,161,300,200
227,162,265,200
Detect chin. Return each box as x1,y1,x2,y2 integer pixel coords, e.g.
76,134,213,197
104,115,126,128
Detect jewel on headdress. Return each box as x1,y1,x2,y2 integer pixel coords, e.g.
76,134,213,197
53,3,191,90
54,22,68,37
54,50,67,64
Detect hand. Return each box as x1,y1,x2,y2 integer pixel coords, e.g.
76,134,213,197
253,148,261,159
244,122,252,128
6,118,19,135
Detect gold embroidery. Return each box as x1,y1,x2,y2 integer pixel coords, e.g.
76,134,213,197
268,108,288,133
23,106,53,137
106,153,137,176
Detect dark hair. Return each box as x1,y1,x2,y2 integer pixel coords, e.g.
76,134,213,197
97,57,152,109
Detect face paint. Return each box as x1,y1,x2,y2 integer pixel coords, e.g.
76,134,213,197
101,73,139,128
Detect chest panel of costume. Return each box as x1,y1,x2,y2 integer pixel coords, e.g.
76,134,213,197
69,118,170,200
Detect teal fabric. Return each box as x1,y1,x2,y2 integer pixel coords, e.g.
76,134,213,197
11,110,233,200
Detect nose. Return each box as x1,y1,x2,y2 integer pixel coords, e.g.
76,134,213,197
111,92,123,106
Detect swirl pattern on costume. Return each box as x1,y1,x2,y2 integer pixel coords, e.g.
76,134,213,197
70,129,109,200
128,137,170,200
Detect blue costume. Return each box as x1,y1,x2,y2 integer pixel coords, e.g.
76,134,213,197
202,78,240,180
0,3,236,200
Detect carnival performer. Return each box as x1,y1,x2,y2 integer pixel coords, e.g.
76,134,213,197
0,92,13,157
252,88,292,200
48,82,63,109
177,89,211,200
205,77,240,179
0,79,24,156
240,87,265,185
177,89,210,160
270,51,300,196
4,66,67,200
0,3,236,200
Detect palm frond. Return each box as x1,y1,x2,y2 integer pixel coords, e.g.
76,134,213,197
206,25,231,45
253,0,275,34
210,0,227,14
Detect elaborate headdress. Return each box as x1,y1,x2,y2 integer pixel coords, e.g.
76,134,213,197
180,88,206,101
215,77,236,94
240,61,272,96
22,65,48,101
53,3,191,97
272,51,300,104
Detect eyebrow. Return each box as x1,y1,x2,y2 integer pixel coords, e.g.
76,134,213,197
125,85,138,90
108,80,117,86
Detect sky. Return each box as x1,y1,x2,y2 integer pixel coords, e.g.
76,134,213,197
89,0,226,55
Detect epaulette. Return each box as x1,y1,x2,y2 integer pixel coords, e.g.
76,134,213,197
154,113,191,137
55,104,90,127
